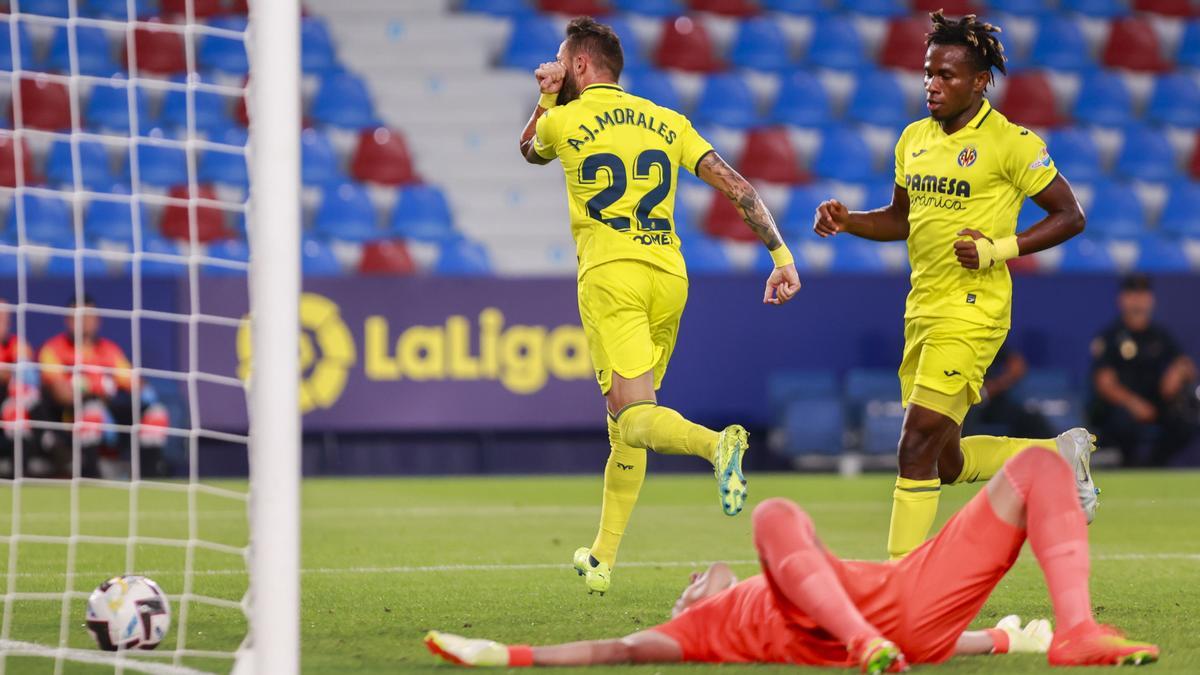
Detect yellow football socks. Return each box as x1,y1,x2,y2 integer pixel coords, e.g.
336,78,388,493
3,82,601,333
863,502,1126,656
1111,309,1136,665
954,435,1057,485
615,402,719,464
887,476,941,560
589,415,646,567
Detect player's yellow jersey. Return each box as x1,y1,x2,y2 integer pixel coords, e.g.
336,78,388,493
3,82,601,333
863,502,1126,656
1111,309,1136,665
894,99,1058,329
534,83,714,281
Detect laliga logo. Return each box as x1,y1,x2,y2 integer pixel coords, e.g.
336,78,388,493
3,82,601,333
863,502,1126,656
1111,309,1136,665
237,293,357,413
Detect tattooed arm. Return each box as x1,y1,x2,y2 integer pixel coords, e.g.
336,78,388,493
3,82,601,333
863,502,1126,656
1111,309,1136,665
695,151,786,252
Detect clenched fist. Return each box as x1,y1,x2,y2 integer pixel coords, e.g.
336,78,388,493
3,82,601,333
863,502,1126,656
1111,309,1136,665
535,61,566,94
813,199,849,237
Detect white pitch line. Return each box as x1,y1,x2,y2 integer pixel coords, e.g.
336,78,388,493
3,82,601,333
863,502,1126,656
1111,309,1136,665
0,640,211,675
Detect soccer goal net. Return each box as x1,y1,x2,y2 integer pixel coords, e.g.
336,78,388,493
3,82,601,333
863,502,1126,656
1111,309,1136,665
0,1,299,673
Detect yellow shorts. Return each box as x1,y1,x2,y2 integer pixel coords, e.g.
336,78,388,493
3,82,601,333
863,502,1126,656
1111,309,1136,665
577,260,688,395
898,317,1008,421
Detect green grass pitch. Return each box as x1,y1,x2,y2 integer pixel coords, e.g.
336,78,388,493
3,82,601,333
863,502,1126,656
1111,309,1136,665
0,470,1196,673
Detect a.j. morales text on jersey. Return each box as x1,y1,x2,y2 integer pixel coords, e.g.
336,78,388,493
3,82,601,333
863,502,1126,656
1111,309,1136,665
562,105,678,152
904,172,972,211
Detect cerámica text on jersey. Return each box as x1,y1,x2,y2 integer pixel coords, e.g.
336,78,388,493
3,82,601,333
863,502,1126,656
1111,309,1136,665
565,107,677,152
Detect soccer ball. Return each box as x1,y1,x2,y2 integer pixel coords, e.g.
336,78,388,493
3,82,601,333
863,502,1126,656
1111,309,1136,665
85,575,171,651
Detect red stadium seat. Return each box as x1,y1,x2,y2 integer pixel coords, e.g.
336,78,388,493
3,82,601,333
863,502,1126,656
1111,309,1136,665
1190,133,1200,178
655,16,723,73
160,0,224,18
229,0,249,13
538,0,611,15
738,127,808,185
161,185,230,243
999,72,1062,128
704,191,759,242
912,0,980,14
688,0,760,17
350,127,419,186
13,76,71,131
126,22,187,75
879,17,929,72
1133,0,1197,17
1103,17,1170,72
1006,255,1039,274
0,133,35,187
234,76,250,126
359,239,417,275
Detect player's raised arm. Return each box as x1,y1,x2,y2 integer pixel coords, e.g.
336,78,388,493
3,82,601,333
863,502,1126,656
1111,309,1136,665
813,185,911,242
519,61,565,165
695,151,800,305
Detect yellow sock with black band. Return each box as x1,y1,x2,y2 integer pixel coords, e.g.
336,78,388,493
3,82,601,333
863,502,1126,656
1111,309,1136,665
887,476,941,560
953,435,1057,485
589,415,646,567
616,401,719,464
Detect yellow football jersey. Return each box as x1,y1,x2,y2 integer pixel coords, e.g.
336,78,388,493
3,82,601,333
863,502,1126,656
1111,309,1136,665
534,83,714,281
894,99,1058,329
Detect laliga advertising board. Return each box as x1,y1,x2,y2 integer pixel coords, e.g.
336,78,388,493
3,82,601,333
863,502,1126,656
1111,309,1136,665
196,276,600,431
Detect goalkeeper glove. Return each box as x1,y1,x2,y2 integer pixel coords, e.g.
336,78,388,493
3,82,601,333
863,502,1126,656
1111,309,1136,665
988,615,1053,654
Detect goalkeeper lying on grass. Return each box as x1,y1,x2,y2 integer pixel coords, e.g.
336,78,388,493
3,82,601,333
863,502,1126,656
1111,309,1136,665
426,446,1157,672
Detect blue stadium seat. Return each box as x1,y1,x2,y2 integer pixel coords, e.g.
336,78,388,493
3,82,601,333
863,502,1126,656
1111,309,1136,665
1057,237,1116,272
301,128,341,186
986,0,1052,15
45,253,109,278
1012,369,1084,431
314,181,379,242
159,79,235,134
311,71,378,129
611,0,683,16
127,130,189,187
1060,0,1129,17
302,237,344,276
20,0,70,17
673,200,699,237
86,79,151,135
1018,199,1046,231
45,25,119,76
1159,180,1200,238
730,17,793,72
85,193,150,244
136,237,187,278
694,74,760,129
843,367,901,454
204,239,250,277
1030,16,1093,71
770,70,832,127
781,184,828,238
1115,125,1176,182
682,236,734,274
829,235,887,272
45,139,114,189
5,193,73,244
0,20,34,72
1179,20,1200,68
805,17,866,70
83,0,154,19
813,125,879,183
199,127,249,189
198,17,249,75
624,70,682,113
462,0,535,16
780,399,844,456
392,185,456,241
1072,72,1133,127
762,0,833,14
847,70,910,127
435,238,492,276
769,370,838,416
1048,128,1103,182
1147,73,1200,128
1135,233,1193,272
1082,180,1143,239
301,17,338,74
501,16,561,71
839,0,906,17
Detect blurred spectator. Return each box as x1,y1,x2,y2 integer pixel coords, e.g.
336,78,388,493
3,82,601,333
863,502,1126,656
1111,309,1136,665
962,345,1053,440
0,298,42,476
1088,275,1199,467
38,295,170,478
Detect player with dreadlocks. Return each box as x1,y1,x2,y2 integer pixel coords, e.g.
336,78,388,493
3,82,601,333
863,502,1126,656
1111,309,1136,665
814,12,1098,560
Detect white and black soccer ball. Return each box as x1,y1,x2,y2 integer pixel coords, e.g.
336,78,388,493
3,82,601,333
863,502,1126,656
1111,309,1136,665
85,575,171,651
